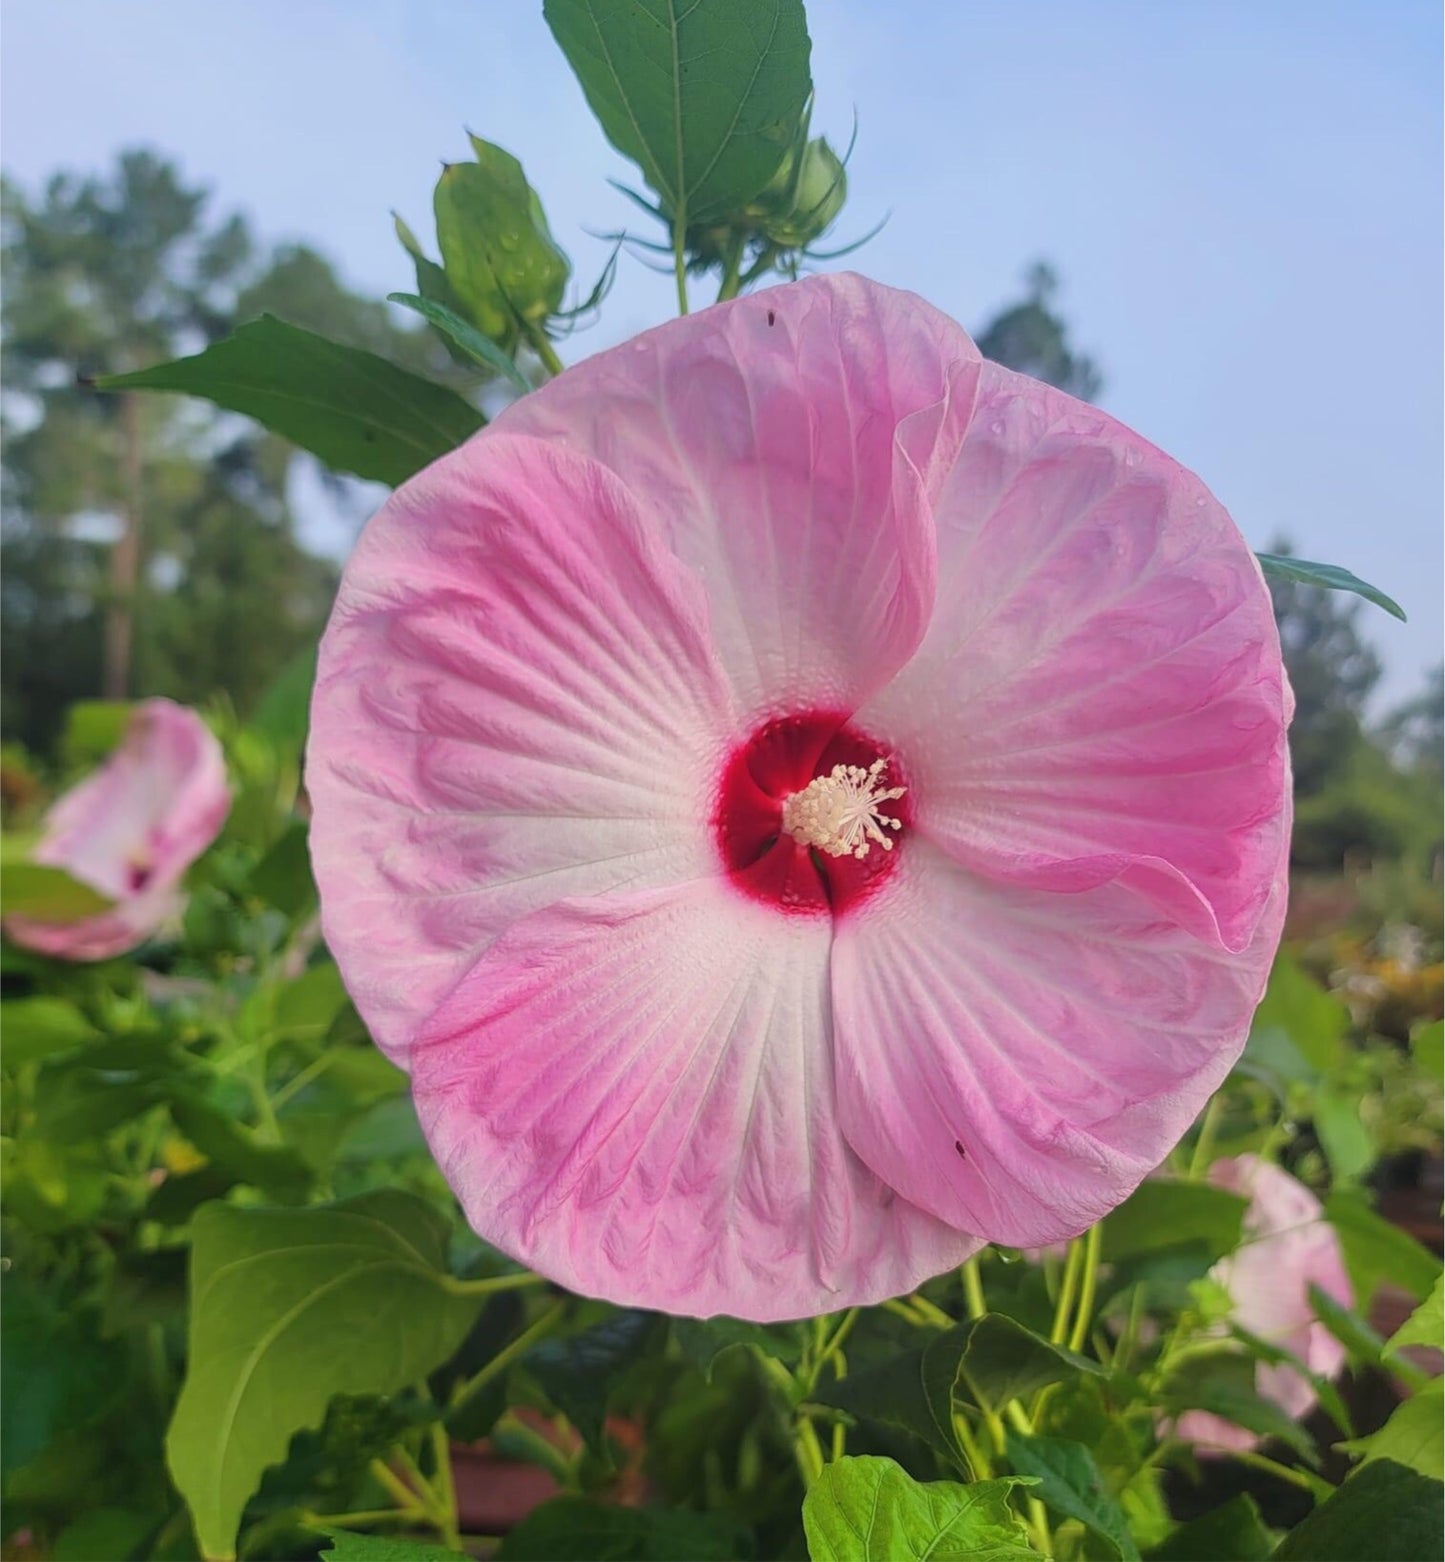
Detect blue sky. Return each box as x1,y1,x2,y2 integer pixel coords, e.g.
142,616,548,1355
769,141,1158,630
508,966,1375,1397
3,0,1440,702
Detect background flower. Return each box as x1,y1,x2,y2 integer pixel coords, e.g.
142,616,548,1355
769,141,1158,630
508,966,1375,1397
1174,1154,1354,1452
6,698,230,961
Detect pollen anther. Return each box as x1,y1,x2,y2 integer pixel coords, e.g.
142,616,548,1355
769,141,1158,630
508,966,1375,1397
780,757,907,860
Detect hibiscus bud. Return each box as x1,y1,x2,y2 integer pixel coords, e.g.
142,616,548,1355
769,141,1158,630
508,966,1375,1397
752,136,847,249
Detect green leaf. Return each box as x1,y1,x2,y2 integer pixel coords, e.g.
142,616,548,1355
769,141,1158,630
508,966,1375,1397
1412,1020,1444,1086
246,818,316,919
494,1497,750,1560
1385,1276,1443,1357
951,1314,1106,1413
251,646,317,759
1,862,113,922
1326,1189,1443,1307
1004,1432,1139,1560
1144,1496,1272,1561
60,700,132,766
1101,1180,1248,1264
672,1316,806,1377
1314,1083,1376,1182
388,292,531,391
1256,553,1406,621
165,1087,312,1196
166,1192,482,1560
320,1532,461,1562
1270,1460,1442,1560
95,316,484,486
544,0,812,225
1307,1283,1391,1368
526,1310,662,1451
432,142,568,349
812,1344,960,1468
1242,955,1349,1090
50,1508,156,1562
1339,1379,1443,1482
1,996,99,1068
33,1067,165,1143
802,1456,1037,1562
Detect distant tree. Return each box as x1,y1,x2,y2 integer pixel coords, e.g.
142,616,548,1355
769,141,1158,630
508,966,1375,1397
976,261,1102,401
1,151,456,755
1381,664,1444,781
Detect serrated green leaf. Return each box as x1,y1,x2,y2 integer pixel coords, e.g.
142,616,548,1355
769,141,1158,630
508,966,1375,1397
1270,1459,1442,1561
166,1192,482,1560
1004,1432,1139,1560
1326,1189,1442,1308
544,0,812,225
494,1497,749,1560
802,1456,1037,1562
96,316,483,486
2,862,114,922
1257,553,1406,621
388,293,531,391
1,996,99,1068
1338,1379,1443,1481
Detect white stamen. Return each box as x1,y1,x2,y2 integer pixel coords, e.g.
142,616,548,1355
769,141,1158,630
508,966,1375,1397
780,757,907,860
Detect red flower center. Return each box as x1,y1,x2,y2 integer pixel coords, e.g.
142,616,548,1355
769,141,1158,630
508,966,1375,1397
713,711,911,916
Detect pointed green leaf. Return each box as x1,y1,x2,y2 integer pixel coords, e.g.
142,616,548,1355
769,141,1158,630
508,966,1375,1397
544,0,812,225
1004,1432,1139,1561
166,1192,481,1560
96,316,483,486
1338,1379,1444,1481
1257,553,1406,621
1385,1276,1443,1358
802,1456,1037,1562
1270,1460,1442,1561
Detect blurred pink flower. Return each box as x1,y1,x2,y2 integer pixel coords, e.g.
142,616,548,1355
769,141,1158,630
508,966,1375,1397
308,273,1291,1320
7,699,229,961
1175,1155,1353,1453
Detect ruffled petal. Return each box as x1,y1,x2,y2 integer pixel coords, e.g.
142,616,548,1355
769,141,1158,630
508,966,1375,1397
830,840,1284,1248
497,273,982,720
307,434,736,1061
856,364,1291,955
409,878,980,1320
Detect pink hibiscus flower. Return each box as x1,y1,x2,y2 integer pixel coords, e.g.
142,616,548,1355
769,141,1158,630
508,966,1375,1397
307,272,1291,1320
1174,1155,1353,1453
7,699,230,962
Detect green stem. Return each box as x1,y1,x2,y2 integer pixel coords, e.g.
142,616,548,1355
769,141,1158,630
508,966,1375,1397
1067,1223,1103,1355
961,1257,987,1321
521,320,565,379
269,1048,337,1112
1231,1448,1330,1497
300,1507,423,1531
1188,1093,1226,1180
369,1457,428,1516
446,1299,567,1418
953,1412,993,1479
672,220,690,315
494,1411,577,1487
246,1053,281,1143
793,1414,826,1487
716,235,745,303
910,1292,956,1330
444,1269,549,1300
1050,1238,1084,1345
429,1421,460,1550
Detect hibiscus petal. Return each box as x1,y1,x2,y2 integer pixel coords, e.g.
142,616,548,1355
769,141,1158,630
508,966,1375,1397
497,273,982,720
856,364,1291,955
307,434,737,1060
830,840,1283,1247
409,879,980,1320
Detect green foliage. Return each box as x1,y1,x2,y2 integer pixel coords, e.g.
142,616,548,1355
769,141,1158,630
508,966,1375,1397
321,1531,463,1562
98,316,484,487
544,0,812,226
1325,1188,1443,1307
802,1457,1036,1562
0,861,113,920
388,293,532,390
1385,1275,1444,1357
1101,1180,1248,1263
495,1498,751,1560
167,1193,484,1559
1003,1432,1138,1560
976,262,1102,400
526,1309,663,1452
1255,554,1406,622
1269,1460,1443,1562
1144,1497,1273,1561
1339,1379,1444,1481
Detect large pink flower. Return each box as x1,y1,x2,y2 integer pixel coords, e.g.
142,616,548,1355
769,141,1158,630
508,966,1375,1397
6,699,229,961
1174,1155,1352,1453
307,273,1291,1320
